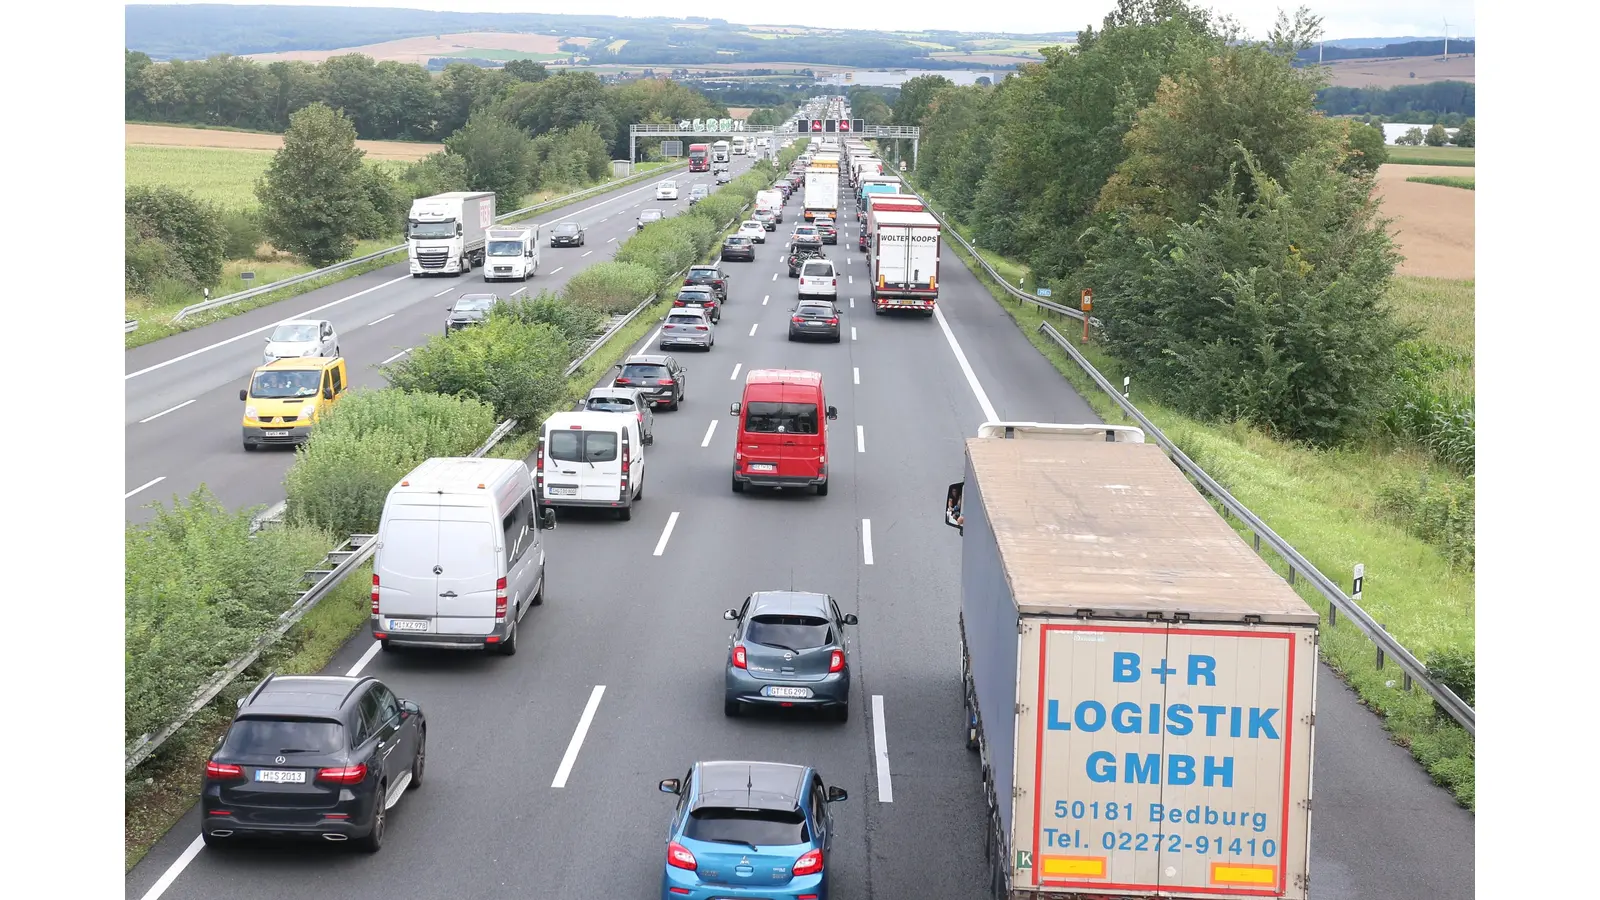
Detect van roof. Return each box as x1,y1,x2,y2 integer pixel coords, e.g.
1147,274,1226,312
389,457,525,497
545,410,634,432
258,356,338,371
745,369,822,387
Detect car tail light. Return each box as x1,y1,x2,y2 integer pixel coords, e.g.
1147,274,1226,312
673,299,685,307
658,379,675,385
792,316,805,324
621,442,631,475
714,279,724,288
370,573,380,614
316,764,368,784
205,760,243,780
827,317,839,325
792,848,824,876
695,325,708,331
495,577,508,621
733,644,747,669
668,841,697,870
616,377,632,385
683,278,692,285
829,649,845,673
832,278,838,287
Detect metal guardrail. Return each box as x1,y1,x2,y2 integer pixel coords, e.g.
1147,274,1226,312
126,319,139,334
908,182,1475,735
169,161,690,323
125,174,771,774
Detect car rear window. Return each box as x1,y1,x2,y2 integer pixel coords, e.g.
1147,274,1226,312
744,401,819,435
668,314,704,325
621,364,670,381
222,718,345,756
586,396,635,411
687,270,717,282
548,429,619,463
747,614,833,650
685,807,808,846
802,262,832,277
797,305,834,317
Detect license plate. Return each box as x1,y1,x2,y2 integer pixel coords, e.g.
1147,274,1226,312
548,486,577,496
255,769,306,783
264,430,289,437
766,686,813,699
390,619,429,631
749,464,776,472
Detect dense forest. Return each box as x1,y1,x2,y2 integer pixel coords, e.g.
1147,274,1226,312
1295,38,1475,64
124,50,727,160
1317,81,1475,119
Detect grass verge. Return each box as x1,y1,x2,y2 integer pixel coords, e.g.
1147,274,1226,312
1387,146,1475,166
1406,175,1475,190
125,161,686,350
124,561,375,871
940,230,1476,809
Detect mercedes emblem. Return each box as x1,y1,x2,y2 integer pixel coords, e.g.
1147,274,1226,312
433,564,443,574
274,755,286,764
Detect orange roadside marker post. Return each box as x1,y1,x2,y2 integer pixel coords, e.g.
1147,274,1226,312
1080,289,1093,344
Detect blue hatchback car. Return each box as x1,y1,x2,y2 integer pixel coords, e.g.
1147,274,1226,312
658,760,848,900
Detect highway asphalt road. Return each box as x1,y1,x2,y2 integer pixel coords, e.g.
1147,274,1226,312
126,175,1474,900
124,158,760,524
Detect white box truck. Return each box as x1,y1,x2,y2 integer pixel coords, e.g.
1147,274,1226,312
408,191,496,277
867,208,941,315
755,189,785,224
944,422,1317,900
483,225,540,282
803,168,839,221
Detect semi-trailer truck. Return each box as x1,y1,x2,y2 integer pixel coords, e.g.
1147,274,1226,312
408,191,496,277
803,167,839,221
483,224,539,282
867,208,941,314
944,422,1317,900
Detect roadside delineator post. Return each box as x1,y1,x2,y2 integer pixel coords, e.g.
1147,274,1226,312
1080,289,1093,344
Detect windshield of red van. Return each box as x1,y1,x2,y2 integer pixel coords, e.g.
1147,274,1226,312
744,402,818,435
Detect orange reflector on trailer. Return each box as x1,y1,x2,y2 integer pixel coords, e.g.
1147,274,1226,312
1210,863,1277,886
1039,856,1106,878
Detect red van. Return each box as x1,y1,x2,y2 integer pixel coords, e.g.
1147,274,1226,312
729,369,838,496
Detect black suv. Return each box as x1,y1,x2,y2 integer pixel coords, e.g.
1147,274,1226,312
683,264,729,302
673,286,721,323
721,235,756,262
200,674,426,852
550,222,585,247
615,354,688,411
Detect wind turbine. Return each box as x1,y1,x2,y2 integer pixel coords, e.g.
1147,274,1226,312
1442,18,1450,58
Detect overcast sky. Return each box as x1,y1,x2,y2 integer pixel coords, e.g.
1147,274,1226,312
131,1,1476,40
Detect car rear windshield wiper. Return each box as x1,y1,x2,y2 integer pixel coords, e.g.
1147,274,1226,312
704,837,761,852
276,748,319,754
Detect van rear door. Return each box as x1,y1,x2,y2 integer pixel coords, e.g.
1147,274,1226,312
434,503,500,636
376,503,440,626
547,424,624,503
741,397,822,480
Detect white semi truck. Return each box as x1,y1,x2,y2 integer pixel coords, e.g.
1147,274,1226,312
483,224,540,282
408,191,496,277
945,422,1318,900
803,167,839,221
867,208,941,315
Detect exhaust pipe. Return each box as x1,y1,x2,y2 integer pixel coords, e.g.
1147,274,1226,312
322,833,348,841
209,830,233,837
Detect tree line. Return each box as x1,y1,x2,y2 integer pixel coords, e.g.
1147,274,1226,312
1294,38,1475,64
905,0,1407,448
1317,80,1474,119
125,50,727,158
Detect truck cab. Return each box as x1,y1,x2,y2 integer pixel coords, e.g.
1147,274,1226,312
408,191,496,277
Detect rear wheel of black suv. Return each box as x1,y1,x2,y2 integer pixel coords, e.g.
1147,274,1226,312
357,789,386,853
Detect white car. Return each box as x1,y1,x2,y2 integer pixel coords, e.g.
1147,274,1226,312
737,221,766,244
638,208,666,229
656,180,680,200
263,319,338,364
715,170,732,184
798,259,838,300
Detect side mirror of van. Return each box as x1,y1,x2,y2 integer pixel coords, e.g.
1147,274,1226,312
540,508,557,531
239,389,248,402
723,609,739,620
323,388,334,400
729,402,741,416
945,481,965,534
826,406,838,420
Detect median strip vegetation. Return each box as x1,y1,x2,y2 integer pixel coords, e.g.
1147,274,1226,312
892,1,1473,807
123,141,803,867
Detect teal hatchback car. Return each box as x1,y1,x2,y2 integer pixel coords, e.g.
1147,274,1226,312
658,760,848,900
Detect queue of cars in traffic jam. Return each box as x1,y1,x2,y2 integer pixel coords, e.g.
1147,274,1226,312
205,113,893,900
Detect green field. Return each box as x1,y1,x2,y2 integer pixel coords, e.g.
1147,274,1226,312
1388,145,1475,166
605,39,628,51
126,145,405,210
1407,175,1475,190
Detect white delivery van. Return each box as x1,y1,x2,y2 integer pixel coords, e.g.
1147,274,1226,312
483,225,539,282
372,457,554,656
536,410,646,521
755,189,785,224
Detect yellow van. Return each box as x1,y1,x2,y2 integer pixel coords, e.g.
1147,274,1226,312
239,356,348,451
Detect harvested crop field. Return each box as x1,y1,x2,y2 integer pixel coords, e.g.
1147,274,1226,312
244,32,566,64
126,124,442,161
1321,54,1474,88
1375,164,1476,280
726,108,756,118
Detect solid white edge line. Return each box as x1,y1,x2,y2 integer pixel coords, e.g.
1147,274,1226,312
730,363,742,380
367,313,395,325
126,273,412,381
653,511,681,556
380,348,411,365
139,399,195,424
872,694,894,802
862,518,874,565
857,425,865,453
136,835,205,900
125,476,165,500
933,306,1000,422
647,326,664,345
853,367,860,385
748,324,759,337
347,639,382,676
701,420,718,447
431,288,455,298
551,685,607,789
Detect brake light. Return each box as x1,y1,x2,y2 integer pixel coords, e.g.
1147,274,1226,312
832,278,837,287
829,649,844,673
668,841,697,870
792,316,804,324
658,379,675,385
673,299,685,307
616,377,632,384
827,317,839,325
696,325,708,331
793,848,824,876
316,764,368,784
205,760,243,780
370,573,381,614
495,577,508,621
733,644,747,669
621,442,631,474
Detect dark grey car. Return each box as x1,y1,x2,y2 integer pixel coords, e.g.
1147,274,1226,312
788,301,841,343
724,591,857,721
614,354,687,411
445,293,500,332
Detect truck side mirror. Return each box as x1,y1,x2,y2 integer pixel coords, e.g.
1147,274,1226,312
540,508,557,530
729,402,741,416
945,482,965,533
323,388,334,400
826,406,838,420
